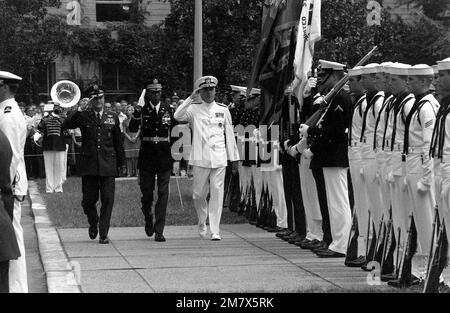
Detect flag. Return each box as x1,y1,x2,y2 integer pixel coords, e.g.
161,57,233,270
248,0,302,125
424,223,449,293
292,0,322,104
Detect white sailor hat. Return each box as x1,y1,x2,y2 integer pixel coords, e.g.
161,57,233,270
0,71,22,85
251,88,261,96
437,58,450,71
387,63,411,76
196,75,218,89
348,66,363,77
318,60,346,71
360,63,380,75
408,64,434,76
432,65,438,75
377,62,393,73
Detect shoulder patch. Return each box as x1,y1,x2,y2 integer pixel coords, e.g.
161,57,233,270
3,106,11,113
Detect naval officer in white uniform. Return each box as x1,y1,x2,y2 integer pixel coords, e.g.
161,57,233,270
0,70,28,292
174,76,240,240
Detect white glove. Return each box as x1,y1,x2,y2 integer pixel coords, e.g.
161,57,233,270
417,181,429,193
33,132,42,146
313,96,324,106
299,124,309,137
387,171,395,183
287,146,298,158
360,167,365,181
302,77,317,97
303,148,314,159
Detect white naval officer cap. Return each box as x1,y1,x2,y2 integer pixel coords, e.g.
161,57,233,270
432,65,438,75
318,60,346,71
408,64,434,77
360,63,380,75
0,71,22,85
387,63,411,76
437,58,450,71
195,75,218,89
230,85,246,96
348,66,363,76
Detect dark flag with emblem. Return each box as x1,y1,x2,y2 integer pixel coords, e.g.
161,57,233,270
423,223,449,293
248,0,302,125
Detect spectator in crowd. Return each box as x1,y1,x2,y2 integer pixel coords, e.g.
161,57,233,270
24,105,38,179
123,105,140,177
18,102,26,115
104,102,112,112
33,102,67,193
120,100,128,113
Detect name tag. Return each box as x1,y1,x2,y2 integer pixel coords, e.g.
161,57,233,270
215,112,224,118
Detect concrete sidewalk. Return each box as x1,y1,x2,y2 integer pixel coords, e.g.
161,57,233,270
57,224,391,293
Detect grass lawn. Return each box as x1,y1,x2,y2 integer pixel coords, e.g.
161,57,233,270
35,177,248,228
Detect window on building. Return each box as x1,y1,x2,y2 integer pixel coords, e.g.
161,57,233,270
33,63,56,96
96,0,133,22
100,63,135,92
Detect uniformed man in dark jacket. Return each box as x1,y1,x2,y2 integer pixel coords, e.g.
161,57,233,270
62,85,126,244
298,60,353,258
0,129,21,293
129,79,179,242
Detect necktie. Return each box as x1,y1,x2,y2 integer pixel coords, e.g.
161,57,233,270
96,112,101,122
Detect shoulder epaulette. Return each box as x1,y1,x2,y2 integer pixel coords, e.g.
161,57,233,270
217,102,227,108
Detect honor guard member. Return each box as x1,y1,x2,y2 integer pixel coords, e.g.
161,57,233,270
278,86,307,244
129,79,179,242
402,64,439,281
0,129,21,293
431,58,450,272
62,85,126,244
359,63,385,230
386,64,415,249
287,76,324,249
298,60,353,258
345,66,370,265
174,76,240,240
0,71,28,292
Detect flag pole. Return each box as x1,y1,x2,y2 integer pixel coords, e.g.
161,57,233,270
194,0,203,89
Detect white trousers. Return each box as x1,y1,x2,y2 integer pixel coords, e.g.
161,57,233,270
192,166,226,235
439,169,450,263
299,155,322,241
9,199,28,293
323,167,352,254
62,144,68,183
349,157,369,255
43,150,65,193
389,175,411,248
267,169,288,228
251,165,262,210
405,169,435,280
361,158,384,228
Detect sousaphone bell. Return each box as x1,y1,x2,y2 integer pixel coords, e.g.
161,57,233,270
50,80,81,108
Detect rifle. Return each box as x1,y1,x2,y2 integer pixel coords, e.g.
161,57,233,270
425,206,440,277
303,46,378,128
365,211,372,260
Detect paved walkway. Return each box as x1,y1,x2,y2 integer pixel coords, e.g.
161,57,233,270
57,224,391,293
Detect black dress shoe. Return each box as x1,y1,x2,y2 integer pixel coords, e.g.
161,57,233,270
276,229,293,238
310,241,329,252
381,272,397,282
387,275,421,288
345,255,366,267
315,249,345,258
88,224,98,240
288,235,306,244
99,237,110,244
282,232,299,241
155,233,166,242
145,221,154,237
294,238,311,247
267,226,284,233
299,239,318,249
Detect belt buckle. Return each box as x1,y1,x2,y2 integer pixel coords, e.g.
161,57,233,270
154,136,160,143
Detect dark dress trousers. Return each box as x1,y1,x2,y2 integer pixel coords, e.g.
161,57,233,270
0,129,20,293
62,109,125,238
129,101,177,235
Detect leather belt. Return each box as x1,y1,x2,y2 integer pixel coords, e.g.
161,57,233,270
142,136,169,143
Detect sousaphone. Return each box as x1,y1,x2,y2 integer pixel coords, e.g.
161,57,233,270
50,80,81,108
